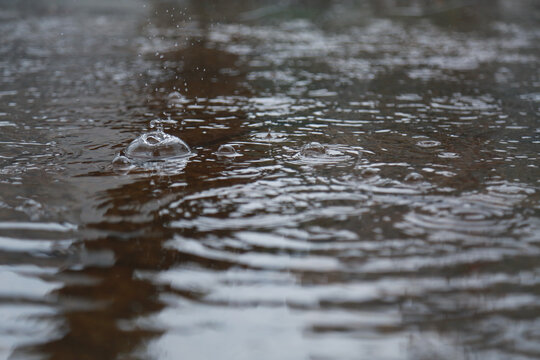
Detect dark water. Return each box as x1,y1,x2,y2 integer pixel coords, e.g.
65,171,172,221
1,0,540,359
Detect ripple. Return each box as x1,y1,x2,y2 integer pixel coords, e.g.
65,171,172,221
396,181,537,241
166,236,340,272
3,3,540,360
0,222,77,232
0,236,73,253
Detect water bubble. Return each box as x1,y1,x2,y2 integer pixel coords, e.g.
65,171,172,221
167,91,182,99
111,154,133,172
416,140,441,148
251,131,287,143
293,143,358,165
112,154,131,165
438,152,460,159
125,130,190,161
167,91,190,106
216,144,240,157
361,167,380,177
404,172,424,183
300,142,326,157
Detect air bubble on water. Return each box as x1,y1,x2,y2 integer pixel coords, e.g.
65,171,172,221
404,172,424,183
251,131,287,143
216,144,240,157
293,142,359,165
125,130,190,161
300,142,327,157
416,140,441,148
361,167,380,177
168,91,189,106
112,154,133,171
438,152,460,159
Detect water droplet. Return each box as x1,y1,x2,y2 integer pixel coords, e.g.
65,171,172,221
125,130,190,161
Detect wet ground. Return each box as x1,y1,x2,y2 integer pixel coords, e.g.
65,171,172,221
1,0,539,359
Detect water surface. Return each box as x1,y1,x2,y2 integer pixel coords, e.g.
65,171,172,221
1,0,539,359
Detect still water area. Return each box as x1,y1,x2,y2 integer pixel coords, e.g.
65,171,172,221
0,0,539,359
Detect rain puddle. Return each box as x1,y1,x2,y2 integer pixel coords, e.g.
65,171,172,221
0,0,539,359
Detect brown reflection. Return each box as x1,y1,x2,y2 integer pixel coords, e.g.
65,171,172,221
149,41,252,148
36,265,163,360
24,3,257,359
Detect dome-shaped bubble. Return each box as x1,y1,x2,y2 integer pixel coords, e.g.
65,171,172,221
404,172,424,183
216,144,239,157
416,140,441,148
361,167,380,178
300,142,327,157
112,154,132,166
125,130,190,161
293,142,358,165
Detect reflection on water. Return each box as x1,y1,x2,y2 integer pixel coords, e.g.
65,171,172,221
1,0,539,359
